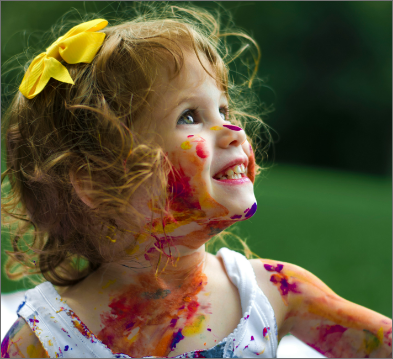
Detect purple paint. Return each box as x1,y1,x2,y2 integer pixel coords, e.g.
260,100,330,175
207,328,211,332
251,335,255,341
270,275,300,296
223,124,242,131
170,329,185,350
1,334,10,358
64,345,69,351
263,264,283,273
244,345,249,349
29,318,39,324
230,214,242,219
170,318,178,327
192,350,207,358
125,322,135,330
244,314,250,320
244,202,257,218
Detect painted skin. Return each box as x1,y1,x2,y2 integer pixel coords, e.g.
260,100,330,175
259,259,392,358
2,48,391,358
2,48,257,358
90,48,257,357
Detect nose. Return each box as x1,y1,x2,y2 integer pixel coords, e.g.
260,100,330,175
216,121,247,149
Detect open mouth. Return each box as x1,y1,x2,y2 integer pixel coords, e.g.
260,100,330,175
213,163,247,180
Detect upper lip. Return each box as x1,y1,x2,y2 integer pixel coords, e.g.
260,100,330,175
213,156,249,178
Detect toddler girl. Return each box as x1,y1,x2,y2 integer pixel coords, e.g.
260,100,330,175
1,3,391,358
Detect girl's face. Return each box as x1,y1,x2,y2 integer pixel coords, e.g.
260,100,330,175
134,49,257,254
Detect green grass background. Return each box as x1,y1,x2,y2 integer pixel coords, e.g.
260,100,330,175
2,163,391,318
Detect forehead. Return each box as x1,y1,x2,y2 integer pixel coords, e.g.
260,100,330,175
152,49,223,109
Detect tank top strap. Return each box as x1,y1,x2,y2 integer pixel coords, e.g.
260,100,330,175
17,282,130,358
216,247,257,314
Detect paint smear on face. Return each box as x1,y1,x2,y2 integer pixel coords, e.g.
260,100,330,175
223,124,242,131
210,126,222,131
181,141,192,150
263,263,301,305
244,202,257,219
196,142,209,159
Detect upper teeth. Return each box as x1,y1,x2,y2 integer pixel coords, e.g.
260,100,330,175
216,164,246,179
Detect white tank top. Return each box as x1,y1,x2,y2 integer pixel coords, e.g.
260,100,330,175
17,247,278,358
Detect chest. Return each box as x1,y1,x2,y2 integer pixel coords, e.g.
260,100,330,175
62,257,243,357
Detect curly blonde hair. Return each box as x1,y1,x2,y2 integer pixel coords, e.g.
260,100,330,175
1,2,273,287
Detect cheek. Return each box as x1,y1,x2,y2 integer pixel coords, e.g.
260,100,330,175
177,137,210,172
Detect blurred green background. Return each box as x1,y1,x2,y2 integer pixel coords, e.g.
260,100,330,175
1,2,391,318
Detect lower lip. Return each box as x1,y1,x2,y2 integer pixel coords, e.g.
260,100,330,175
212,175,251,185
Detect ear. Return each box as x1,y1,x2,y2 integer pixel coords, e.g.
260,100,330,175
69,170,95,208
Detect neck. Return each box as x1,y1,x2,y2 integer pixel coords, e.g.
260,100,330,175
96,242,209,291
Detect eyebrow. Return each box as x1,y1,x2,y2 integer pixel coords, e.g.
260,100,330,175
174,91,228,110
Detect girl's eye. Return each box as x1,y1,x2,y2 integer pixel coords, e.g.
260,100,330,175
177,109,200,125
219,106,229,121
177,106,229,125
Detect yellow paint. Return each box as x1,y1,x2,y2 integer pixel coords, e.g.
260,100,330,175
48,339,53,346
363,329,381,356
94,307,97,310
181,141,192,150
125,244,139,255
27,344,45,358
106,236,116,243
182,315,206,336
204,292,211,296
377,327,384,343
102,279,117,290
210,126,222,131
257,348,265,355
127,326,140,344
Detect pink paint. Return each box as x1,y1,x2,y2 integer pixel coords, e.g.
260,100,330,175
187,135,194,138
223,124,242,131
196,142,209,158
251,335,255,341
306,342,328,356
323,324,348,336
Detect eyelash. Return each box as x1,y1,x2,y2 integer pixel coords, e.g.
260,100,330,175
177,106,229,125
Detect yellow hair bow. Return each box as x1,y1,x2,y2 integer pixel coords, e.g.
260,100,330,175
19,19,108,99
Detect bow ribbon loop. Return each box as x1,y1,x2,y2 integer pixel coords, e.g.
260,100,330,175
19,19,108,99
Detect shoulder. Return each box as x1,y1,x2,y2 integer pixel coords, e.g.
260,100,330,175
248,258,337,340
1,317,48,358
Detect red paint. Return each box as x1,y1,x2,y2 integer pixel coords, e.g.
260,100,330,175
97,270,209,357
196,142,209,159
